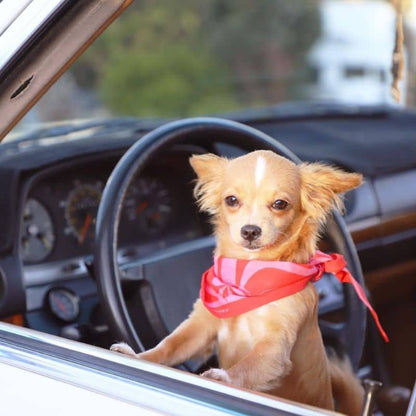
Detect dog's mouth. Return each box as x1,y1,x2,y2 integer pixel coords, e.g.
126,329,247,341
241,241,264,251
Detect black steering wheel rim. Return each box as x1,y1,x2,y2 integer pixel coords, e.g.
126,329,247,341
95,117,366,369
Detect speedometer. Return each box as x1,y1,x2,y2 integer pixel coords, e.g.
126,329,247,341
63,183,102,246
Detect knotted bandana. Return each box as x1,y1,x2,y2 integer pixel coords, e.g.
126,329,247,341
200,251,389,342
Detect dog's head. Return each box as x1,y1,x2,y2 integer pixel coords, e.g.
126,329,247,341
190,150,362,260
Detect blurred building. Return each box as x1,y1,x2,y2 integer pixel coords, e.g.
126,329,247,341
306,0,406,105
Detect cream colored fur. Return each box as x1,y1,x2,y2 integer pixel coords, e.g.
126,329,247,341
111,150,364,414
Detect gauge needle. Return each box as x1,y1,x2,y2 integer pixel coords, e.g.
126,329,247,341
79,213,92,244
52,294,67,313
150,212,161,221
41,234,51,250
136,201,149,214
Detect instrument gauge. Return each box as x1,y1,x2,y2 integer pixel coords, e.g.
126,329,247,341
124,177,172,234
64,183,102,246
21,198,55,263
47,288,80,322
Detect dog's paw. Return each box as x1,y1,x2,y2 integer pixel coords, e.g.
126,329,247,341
201,368,231,383
110,342,136,356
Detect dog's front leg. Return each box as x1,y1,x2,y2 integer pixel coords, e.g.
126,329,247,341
138,315,217,366
202,336,294,392
112,300,219,367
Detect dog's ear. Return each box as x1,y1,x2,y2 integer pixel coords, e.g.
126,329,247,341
299,163,362,221
189,154,227,215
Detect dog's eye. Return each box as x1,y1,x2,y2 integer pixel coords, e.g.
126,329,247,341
271,200,288,210
225,195,239,207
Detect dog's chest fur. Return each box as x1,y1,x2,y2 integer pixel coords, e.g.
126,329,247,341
217,305,271,365
215,284,317,369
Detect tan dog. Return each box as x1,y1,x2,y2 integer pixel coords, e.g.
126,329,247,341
112,150,365,414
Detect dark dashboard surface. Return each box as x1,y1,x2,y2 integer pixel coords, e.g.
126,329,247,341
252,107,416,176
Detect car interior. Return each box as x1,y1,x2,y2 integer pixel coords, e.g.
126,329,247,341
0,0,415,415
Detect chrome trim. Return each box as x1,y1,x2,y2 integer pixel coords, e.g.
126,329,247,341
406,381,416,416
347,217,381,234
0,322,338,416
0,0,32,36
0,0,67,71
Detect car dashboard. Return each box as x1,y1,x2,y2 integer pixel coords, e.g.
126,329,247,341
12,145,209,339
22,151,203,267
0,106,415,394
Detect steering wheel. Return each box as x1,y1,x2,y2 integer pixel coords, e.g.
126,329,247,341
95,117,366,370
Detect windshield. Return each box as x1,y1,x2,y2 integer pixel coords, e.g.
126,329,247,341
14,0,416,131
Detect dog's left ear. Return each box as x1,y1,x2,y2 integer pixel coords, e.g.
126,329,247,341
189,153,227,215
299,163,363,221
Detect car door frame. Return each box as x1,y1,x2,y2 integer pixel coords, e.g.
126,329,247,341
0,0,133,141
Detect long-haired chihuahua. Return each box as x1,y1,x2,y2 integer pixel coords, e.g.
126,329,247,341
111,150,381,414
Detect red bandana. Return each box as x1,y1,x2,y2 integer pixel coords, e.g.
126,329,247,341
200,251,389,342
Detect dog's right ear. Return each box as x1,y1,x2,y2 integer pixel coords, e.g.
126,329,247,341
189,154,227,215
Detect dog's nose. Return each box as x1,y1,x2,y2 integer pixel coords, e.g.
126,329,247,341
240,224,262,242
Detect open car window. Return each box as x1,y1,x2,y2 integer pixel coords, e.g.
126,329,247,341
10,0,414,137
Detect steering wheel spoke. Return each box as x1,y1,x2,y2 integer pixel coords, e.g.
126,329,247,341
119,236,215,282
119,263,144,283
119,236,215,337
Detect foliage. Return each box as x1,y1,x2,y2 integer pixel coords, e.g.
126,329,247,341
100,45,237,117
72,0,319,117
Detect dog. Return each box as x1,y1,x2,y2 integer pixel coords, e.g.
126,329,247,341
111,150,366,414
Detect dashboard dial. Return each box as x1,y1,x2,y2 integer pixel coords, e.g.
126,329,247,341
64,183,102,245
21,198,55,263
47,288,80,322
124,177,172,234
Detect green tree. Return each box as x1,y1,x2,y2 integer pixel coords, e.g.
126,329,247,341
100,44,237,117
74,2,237,117
72,0,319,117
